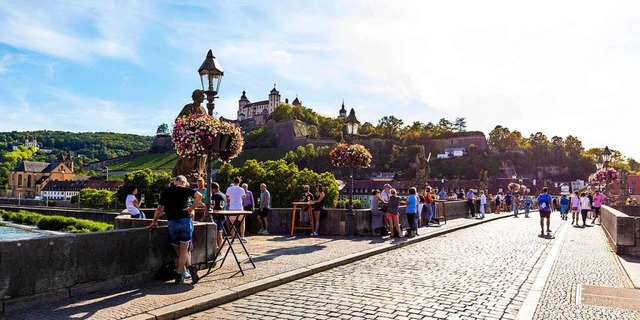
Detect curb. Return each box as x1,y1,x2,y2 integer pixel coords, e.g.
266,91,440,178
515,219,569,320
124,213,514,320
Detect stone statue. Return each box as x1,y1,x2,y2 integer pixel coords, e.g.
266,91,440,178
479,170,489,193
172,90,208,183
414,145,431,187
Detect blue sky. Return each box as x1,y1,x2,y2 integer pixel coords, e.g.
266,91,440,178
1,1,640,161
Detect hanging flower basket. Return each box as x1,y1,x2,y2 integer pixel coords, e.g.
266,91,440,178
172,114,243,162
329,142,372,168
591,167,620,183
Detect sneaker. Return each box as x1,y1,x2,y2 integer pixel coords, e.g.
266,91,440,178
188,266,199,284
257,228,264,234
239,237,248,243
182,269,191,279
262,230,269,235
547,229,551,234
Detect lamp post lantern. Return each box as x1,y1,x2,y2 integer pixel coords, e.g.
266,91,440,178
344,108,360,236
198,49,224,117
198,49,224,215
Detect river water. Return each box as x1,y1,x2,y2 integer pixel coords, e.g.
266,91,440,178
0,225,48,240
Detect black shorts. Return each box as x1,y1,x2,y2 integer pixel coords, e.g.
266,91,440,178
243,205,253,212
258,208,269,217
539,210,551,218
593,206,601,214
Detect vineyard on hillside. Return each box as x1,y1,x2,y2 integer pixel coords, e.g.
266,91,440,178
107,148,288,172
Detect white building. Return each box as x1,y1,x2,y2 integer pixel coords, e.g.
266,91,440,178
436,147,467,159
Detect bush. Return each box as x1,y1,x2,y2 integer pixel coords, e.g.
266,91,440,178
37,216,113,232
334,199,362,209
0,209,112,233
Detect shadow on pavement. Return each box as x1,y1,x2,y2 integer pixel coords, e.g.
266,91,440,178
251,243,328,263
2,283,194,320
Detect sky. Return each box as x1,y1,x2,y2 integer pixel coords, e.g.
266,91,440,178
1,1,639,161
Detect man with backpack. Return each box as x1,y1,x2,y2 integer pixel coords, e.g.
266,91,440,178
537,187,553,237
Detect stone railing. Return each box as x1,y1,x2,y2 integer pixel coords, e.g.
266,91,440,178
601,205,640,256
243,200,472,236
0,217,216,312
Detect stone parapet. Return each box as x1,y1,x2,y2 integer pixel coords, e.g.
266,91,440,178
244,200,471,236
601,205,640,256
0,218,216,310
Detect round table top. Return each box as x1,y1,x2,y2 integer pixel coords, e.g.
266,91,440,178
209,210,253,215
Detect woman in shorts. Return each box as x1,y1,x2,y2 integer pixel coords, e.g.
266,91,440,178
386,188,403,238
570,191,581,225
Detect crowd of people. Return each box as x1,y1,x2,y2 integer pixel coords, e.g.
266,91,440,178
144,175,273,284
140,173,611,284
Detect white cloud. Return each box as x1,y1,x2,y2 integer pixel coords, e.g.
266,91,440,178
0,1,152,63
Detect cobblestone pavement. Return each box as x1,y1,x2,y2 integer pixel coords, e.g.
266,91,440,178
532,221,640,320
181,214,567,320
0,215,503,320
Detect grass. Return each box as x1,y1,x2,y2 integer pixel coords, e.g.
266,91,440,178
0,209,113,233
108,151,178,171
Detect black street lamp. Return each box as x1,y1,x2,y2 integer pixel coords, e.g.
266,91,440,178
198,49,224,214
344,108,360,236
198,49,224,116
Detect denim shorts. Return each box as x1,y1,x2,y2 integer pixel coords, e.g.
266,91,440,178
168,217,194,246
214,218,225,232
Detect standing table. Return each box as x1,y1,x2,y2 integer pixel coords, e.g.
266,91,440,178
290,201,314,237
205,210,255,277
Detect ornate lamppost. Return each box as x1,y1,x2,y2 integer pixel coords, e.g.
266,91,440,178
344,108,360,236
197,49,224,213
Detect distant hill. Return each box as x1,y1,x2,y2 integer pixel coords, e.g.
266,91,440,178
0,131,153,161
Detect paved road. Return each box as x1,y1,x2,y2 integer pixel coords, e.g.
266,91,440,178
183,213,568,320
533,220,640,320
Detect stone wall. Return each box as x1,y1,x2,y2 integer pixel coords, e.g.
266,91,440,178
243,200,472,236
426,132,488,152
0,218,216,311
601,205,640,256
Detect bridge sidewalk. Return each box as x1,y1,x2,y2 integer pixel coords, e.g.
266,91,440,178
1,213,511,320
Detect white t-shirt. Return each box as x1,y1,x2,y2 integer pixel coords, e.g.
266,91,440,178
580,196,591,210
381,189,390,201
125,194,141,214
226,185,246,210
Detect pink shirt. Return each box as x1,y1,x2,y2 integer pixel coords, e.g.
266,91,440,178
593,193,607,207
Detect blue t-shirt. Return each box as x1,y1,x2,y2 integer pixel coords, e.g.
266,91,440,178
406,195,417,214
538,193,552,212
260,190,271,209
524,199,532,207
504,194,512,204
560,197,569,206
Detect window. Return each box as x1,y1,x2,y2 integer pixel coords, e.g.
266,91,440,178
27,175,32,188
17,174,23,187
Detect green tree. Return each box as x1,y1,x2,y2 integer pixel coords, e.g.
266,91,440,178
77,188,114,209
156,123,170,136
377,116,404,137
453,117,467,132
117,169,172,207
